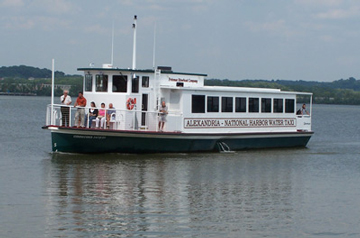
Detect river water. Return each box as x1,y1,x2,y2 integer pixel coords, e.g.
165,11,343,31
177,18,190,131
1,96,360,237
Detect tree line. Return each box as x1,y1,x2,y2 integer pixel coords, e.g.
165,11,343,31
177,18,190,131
0,65,82,97
1,65,360,105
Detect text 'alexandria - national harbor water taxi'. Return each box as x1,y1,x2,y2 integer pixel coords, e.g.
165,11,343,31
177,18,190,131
42,16,313,153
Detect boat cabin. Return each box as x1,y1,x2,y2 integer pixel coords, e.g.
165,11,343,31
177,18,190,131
68,65,312,134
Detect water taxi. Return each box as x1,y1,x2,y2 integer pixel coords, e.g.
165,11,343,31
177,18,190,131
43,16,313,153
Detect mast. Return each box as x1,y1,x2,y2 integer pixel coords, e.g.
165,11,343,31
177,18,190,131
132,15,137,70
152,22,156,69
111,20,114,66
51,59,55,124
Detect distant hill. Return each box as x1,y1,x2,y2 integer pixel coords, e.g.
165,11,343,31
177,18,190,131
205,77,360,92
0,65,80,78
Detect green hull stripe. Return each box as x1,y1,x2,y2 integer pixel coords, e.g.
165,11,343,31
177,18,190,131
51,131,312,153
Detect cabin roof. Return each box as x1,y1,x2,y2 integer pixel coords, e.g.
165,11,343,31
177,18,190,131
77,67,207,77
160,85,313,95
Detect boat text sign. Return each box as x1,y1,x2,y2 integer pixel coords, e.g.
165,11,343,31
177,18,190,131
184,118,296,128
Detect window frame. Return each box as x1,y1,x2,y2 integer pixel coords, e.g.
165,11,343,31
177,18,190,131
142,76,149,88
273,98,284,113
132,76,139,93
85,74,93,92
221,97,233,112
192,95,206,113
112,75,128,93
207,96,219,112
249,97,259,113
261,98,272,113
235,97,247,113
95,74,108,92
285,99,295,113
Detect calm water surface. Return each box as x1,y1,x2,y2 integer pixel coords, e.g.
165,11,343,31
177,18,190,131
1,96,360,237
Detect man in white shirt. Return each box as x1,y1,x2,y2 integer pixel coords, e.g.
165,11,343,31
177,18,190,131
60,90,72,126
158,101,168,131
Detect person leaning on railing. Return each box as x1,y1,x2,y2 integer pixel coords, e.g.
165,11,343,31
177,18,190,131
60,90,72,127
74,91,87,128
301,104,310,115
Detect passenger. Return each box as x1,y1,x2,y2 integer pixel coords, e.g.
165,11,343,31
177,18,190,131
96,103,106,128
301,104,309,115
106,103,116,129
158,101,168,131
74,91,87,128
60,90,72,127
88,102,98,128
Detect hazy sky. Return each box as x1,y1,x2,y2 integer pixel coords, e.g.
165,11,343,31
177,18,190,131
1,0,359,81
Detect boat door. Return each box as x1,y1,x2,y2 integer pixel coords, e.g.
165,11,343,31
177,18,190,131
141,94,148,127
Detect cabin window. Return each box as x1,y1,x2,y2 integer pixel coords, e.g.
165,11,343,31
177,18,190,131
222,97,233,112
261,98,272,113
85,74,92,92
235,97,246,112
273,98,284,113
285,99,295,113
192,95,205,113
113,75,127,92
207,96,219,112
95,74,108,92
142,76,149,88
249,98,259,112
132,76,139,93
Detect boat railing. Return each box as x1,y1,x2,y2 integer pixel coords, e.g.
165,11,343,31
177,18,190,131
296,114,311,131
46,104,184,132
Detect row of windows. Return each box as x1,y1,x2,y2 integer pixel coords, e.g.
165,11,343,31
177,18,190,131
192,95,295,113
85,74,150,93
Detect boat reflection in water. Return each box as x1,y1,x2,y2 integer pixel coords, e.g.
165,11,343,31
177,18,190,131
43,151,305,237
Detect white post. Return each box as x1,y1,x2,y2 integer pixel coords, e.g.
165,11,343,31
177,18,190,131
51,59,55,125
132,15,137,70
152,22,156,69
111,20,114,66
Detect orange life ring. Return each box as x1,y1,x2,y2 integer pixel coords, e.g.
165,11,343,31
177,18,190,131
126,98,136,110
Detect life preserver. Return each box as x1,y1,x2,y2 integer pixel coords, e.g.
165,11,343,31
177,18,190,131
126,98,136,110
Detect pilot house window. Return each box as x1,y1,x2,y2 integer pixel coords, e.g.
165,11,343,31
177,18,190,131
132,76,139,93
113,75,127,92
96,74,108,92
142,76,149,88
85,74,92,92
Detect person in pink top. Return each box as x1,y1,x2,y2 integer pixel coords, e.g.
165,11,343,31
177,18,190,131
96,103,106,128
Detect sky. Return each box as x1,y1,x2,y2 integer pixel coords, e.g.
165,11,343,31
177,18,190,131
1,0,360,82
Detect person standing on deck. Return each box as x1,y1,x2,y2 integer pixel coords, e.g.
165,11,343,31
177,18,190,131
158,101,168,131
60,90,72,126
106,103,116,129
74,91,87,128
301,104,309,115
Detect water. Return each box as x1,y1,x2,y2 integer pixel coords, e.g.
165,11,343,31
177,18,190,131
1,96,360,237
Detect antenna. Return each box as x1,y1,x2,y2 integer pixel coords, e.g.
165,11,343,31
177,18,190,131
111,20,114,66
132,15,137,70
152,22,157,69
